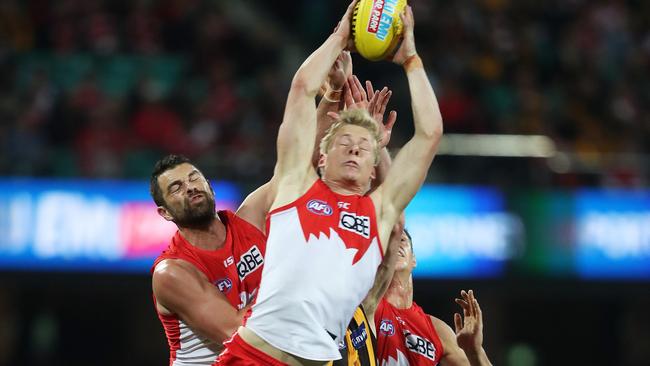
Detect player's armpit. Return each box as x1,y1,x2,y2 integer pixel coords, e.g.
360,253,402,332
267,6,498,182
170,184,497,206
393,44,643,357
237,180,276,233
153,260,243,344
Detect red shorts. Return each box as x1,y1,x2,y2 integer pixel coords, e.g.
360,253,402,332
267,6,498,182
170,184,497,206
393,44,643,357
216,333,289,366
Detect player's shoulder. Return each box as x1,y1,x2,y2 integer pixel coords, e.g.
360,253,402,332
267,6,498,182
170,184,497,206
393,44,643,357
220,209,266,238
428,315,455,339
153,258,205,290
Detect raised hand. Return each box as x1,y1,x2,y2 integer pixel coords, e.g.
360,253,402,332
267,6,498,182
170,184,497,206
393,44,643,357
327,52,350,91
342,75,397,148
390,5,417,65
333,0,359,43
366,80,397,147
454,290,484,353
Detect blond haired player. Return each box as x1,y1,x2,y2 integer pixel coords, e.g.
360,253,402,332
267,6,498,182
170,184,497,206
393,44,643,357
217,1,444,365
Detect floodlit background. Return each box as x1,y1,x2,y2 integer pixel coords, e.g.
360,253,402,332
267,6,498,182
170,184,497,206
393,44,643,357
0,0,649,365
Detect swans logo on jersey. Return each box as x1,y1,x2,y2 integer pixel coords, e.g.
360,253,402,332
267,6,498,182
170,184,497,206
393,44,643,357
339,211,370,238
404,330,436,361
379,319,395,336
307,199,333,216
237,245,264,280
214,278,232,293
350,323,368,350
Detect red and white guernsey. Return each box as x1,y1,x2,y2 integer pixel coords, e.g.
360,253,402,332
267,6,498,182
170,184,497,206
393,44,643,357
375,298,444,366
152,210,266,366
245,179,384,361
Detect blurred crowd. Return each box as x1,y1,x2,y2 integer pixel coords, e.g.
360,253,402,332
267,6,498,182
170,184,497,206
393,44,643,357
0,0,648,187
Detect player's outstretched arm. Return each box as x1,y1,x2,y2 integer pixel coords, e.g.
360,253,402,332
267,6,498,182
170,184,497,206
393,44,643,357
152,260,248,346
454,290,493,366
312,51,352,167
375,5,443,236
274,1,357,187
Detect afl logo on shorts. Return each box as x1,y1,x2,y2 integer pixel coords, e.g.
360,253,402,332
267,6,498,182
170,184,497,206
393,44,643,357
379,319,395,336
214,278,232,294
306,199,333,216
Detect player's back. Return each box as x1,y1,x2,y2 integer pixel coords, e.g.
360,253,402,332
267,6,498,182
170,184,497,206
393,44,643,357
245,179,383,361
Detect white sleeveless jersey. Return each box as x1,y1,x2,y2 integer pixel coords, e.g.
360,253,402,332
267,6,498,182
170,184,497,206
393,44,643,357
245,180,384,361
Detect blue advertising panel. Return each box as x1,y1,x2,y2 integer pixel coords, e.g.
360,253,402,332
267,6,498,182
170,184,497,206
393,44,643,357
405,186,522,278
574,189,650,279
0,179,240,272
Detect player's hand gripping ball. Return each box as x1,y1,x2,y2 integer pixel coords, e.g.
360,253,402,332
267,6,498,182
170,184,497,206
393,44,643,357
352,0,408,61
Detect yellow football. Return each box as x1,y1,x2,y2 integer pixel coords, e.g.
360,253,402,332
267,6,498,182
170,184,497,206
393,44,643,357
352,0,407,61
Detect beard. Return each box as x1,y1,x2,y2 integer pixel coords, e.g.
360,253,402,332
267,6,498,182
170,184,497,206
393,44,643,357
169,192,216,227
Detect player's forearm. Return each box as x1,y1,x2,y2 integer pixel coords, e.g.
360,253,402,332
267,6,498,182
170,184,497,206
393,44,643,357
463,346,492,366
404,56,443,142
293,33,347,98
312,90,343,166
371,147,391,190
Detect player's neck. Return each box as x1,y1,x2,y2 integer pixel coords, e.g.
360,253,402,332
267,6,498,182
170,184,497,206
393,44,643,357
321,176,369,196
178,215,227,251
385,270,413,309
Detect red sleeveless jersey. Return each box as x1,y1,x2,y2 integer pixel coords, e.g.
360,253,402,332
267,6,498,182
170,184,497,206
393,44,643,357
374,298,444,366
151,210,266,366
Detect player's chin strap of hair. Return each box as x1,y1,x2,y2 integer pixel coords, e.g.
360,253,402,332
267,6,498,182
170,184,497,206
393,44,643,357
402,54,423,72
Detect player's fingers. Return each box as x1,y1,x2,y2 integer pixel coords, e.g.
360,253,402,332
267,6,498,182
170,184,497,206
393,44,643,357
468,290,477,317
344,85,355,107
386,110,397,130
456,298,471,318
474,298,483,326
353,75,367,100
454,313,463,333
367,91,379,115
327,111,340,120
365,80,374,100
344,0,358,18
348,75,362,101
378,88,390,115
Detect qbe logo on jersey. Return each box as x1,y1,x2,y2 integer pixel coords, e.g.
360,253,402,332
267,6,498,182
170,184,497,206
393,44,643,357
339,211,370,238
404,330,436,361
237,245,264,280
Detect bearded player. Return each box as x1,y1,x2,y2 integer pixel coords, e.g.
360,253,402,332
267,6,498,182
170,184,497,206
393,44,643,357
150,155,267,365
217,2,444,365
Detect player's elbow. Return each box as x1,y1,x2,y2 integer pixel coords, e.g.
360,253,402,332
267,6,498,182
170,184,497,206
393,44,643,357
418,120,443,145
209,320,240,344
291,71,319,98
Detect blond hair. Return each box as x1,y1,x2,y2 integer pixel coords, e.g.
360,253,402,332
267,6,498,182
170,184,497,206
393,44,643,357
319,109,382,165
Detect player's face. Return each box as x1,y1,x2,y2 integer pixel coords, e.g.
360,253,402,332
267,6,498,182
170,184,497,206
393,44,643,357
156,163,216,226
394,230,416,272
322,124,377,186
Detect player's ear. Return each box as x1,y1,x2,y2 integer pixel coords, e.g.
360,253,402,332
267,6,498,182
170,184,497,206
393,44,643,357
157,206,174,222
318,153,327,169
370,165,376,180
